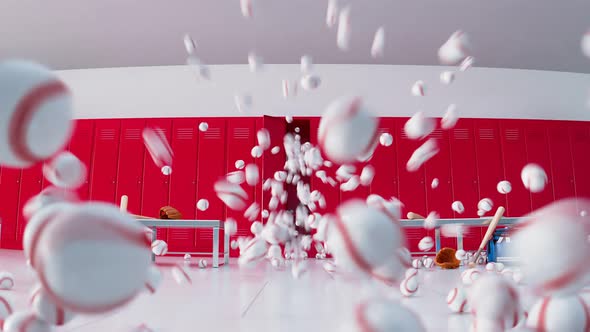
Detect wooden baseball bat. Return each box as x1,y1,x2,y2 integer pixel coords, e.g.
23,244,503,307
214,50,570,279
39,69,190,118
120,195,129,212
406,212,425,220
120,195,156,219
469,206,505,267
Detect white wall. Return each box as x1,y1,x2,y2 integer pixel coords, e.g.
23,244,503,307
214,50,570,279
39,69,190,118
57,64,590,121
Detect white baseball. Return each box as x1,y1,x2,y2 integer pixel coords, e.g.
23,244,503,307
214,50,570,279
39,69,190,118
486,262,496,272
452,201,465,214
336,6,351,51
160,165,172,175
171,265,191,285
423,257,434,269
183,254,191,261
235,160,245,169
497,180,512,194
447,287,470,313
256,128,270,150
418,237,434,251
411,80,426,97
582,31,590,58
251,146,262,158
42,152,87,189
0,272,14,290
412,258,423,269
431,178,439,189
3,311,51,332
198,122,208,132
478,198,493,212
459,56,474,71
318,96,379,164
250,221,263,235
245,163,259,186
521,163,548,193
300,74,321,91
196,199,209,211
270,146,280,154
0,60,74,168
214,180,248,211
371,27,385,58
198,259,208,269
143,127,173,169
0,294,14,325
404,111,435,140
440,71,455,85
455,249,466,261
438,30,470,65
441,104,458,130
400,274,419,297
326,0,338,28
225,218,237,236
349,299,426,331
379,132,393,147
151,240,168,256
461,268,481,286
359,165,375,186
527,296,589,331
247,52,264,73
300,55,313,73
183,34,197,54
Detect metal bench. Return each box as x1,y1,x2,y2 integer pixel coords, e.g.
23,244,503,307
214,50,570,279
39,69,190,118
137,219,229,268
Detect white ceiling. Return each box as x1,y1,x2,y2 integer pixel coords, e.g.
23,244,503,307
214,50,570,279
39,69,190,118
1,0,590,73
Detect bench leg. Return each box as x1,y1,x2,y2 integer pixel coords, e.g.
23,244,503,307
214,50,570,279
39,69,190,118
213,227,219,268
224,229,230,265
151,227,157,263
435,228,441,253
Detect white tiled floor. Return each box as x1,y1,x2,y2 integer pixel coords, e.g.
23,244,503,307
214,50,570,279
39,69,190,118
0,249,541,332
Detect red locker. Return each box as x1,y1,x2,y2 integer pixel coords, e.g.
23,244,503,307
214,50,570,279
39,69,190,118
524,121,554,210
141,119,172,241
448,119,481,250
309,118,340,213
168,119,199,252
569,122,590,199
116,119,146,215
499,121,531,216
547,122,576,200
67,120,95,200
369,118,399,200
196,119,227,253
262,116,287,213
425,127,454,248
0,168,21,249
226,118,258,256
395,118,428,252
89,120,121,203
16,165,44,246
474,120,507,215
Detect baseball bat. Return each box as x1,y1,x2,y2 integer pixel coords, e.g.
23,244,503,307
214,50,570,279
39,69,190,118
469,206,505,267
120,195,129,212
406,212,425,220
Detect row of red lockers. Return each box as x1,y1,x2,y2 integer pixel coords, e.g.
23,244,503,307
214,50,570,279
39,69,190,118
0,116,588,256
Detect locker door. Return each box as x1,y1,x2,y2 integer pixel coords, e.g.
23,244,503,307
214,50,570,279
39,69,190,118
0,168,21,249
499,121,531,217
196,119,226,253
262,116,286,212
569,122,590,199
116,119,146,215
89,120,121,203
16,164,44,247
395,118,428,252
548,122,576,200
227,118,258,256
309,117,340,213
474,120,507,214
370,118,399,200
524,121,554,210
168,119,199,252
425,127,454,248
141,119,172,241
449,119,481,250
67,120,95,200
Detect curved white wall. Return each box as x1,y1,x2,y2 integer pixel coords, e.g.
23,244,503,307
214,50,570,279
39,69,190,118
57,64,590,120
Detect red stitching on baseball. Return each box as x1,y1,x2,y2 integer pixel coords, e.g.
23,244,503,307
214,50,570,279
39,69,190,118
10,80,68,163
355,301,374,332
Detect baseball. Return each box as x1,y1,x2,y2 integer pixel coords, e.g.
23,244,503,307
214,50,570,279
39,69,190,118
440,71,455,85
461,268,481,286
251,146,262,158
143,127,173,169
0,272,14,290
459,56,474,71
0,60,74,168
452,201,465,214
521,163,548,193
171,265,192,285
196,199,209,211
336,6,351,51
400,273,419,297
300,55,313,73
447,287,470,313
198,259,208,269
438,30,470,65
215,180,248,211
418,237,434,252
404,111,435,140
349,299,426,332
477,198,493,212
271,146,280,154
198,122,208,132
359,165,375,186
160,165,172,175
412,258,423,269
497,180,512,194
411,80,426,96
371,27,385,58
527,295,589,331
42,152,87,189
441,104,458,130
431,178,439,189
300,74,321,91
234,160,245,169
379,132,393,147
256,129,270,151
247,52,264,73
151,240,168,256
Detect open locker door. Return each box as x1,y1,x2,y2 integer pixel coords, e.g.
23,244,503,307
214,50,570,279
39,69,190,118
262,116,287,214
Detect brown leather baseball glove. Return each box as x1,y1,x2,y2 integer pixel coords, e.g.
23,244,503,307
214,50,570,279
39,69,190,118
435,247,461,269
159,206,183,220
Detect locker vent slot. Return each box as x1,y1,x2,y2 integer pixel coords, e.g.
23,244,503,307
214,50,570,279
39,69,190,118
405,229,424,240
124,129,141,140
204,128,221,140
176,128,194,140
169,229,190,240
233,128,251,140
200,230,213,240
453,129,469,140
504,129,520,141
99,129,116,140
478,128,494,140
400,130,409,139
430,129,443,139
